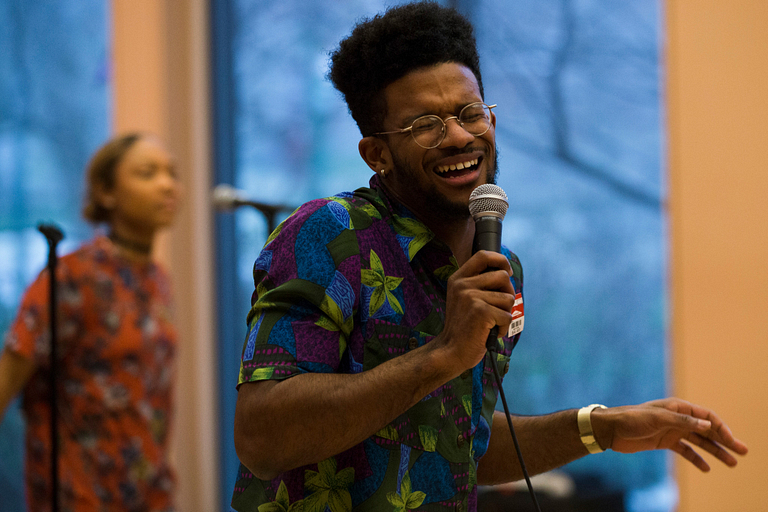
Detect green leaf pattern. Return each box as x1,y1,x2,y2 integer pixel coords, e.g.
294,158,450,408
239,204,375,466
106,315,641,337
418,425,439,452
361,250,403,317
461,395,472,418
386,472,426,512
253,368,275,380
258,481,304,512
375,424,400,441
317,295,354,358
358,201,382,220
433,256,459,282
303,458,354,512
392,216,434,261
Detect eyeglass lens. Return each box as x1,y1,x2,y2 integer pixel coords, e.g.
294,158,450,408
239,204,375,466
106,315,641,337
411,103,492,148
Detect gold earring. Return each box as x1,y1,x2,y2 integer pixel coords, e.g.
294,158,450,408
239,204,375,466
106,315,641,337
380,168,388,178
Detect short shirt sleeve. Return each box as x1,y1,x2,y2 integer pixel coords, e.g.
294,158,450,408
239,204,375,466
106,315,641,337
238,198,362,386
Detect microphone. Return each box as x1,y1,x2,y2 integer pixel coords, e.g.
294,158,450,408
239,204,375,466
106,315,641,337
37,223,64,245
212,184,296,215
212,183,246,211
212,184,295,234
468,184,509,350
469,183,508,253
212,184,279,212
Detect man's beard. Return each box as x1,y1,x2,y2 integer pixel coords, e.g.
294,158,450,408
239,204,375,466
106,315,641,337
390,145,499,220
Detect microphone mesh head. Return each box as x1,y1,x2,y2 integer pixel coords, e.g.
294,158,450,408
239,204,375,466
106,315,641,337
212,184,241,210
468,184,508,219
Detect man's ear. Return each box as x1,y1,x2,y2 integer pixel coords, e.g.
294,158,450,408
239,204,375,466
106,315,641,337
359,137,393,179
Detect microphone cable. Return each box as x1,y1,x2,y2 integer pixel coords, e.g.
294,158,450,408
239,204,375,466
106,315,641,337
487,342,542,512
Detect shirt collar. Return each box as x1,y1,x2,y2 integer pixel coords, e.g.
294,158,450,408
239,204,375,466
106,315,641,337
367,174,445,263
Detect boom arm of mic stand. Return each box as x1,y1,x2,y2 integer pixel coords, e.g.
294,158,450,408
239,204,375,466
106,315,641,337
236,200,293,235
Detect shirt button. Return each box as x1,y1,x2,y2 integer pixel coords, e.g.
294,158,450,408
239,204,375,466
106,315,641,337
457,433,465,447
408,337,418,350
461,369,472,379
503,362,510,375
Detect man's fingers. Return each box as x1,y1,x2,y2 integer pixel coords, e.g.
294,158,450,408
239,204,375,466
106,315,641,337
686,432,739,467
673,433,739,472
473,269,516,294
684,409,749,457
671,441,710,472
662,409,745,467
457,251,513,278
655,399,749,456
708,417,749,456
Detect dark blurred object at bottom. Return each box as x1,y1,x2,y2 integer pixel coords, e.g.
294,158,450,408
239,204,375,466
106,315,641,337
478,472,625,512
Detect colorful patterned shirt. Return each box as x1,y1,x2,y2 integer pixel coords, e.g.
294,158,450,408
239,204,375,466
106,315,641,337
4,236,177,512
231,176,523,512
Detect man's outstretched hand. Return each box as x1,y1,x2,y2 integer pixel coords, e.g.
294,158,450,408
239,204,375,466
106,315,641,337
591,398,749,471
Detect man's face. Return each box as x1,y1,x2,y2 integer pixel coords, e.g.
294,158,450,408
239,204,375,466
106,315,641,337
379,62,497,222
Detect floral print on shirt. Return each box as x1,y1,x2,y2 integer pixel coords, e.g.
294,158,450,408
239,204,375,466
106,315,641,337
232,176,523,512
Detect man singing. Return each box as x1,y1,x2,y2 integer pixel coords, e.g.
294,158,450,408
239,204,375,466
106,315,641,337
231,3,747,511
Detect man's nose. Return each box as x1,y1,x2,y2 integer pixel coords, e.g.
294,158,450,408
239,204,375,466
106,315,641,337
440,116,475,148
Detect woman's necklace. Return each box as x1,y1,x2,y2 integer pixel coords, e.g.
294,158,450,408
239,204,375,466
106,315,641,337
108,232,152,256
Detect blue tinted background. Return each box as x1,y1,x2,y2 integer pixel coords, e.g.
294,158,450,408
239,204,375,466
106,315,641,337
0,0,109,509
213,0,668,510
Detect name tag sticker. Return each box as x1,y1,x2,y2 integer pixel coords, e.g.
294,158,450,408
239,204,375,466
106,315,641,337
508,293,524,337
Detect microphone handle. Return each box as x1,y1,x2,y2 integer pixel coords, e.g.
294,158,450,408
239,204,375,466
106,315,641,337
472,215,503,350
472,216,502,254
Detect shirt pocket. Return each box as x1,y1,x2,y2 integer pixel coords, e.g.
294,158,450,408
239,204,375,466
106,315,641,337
364,321,447,452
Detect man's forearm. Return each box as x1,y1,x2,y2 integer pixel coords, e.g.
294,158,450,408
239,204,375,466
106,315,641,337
234,340,464,480
477,410,587,485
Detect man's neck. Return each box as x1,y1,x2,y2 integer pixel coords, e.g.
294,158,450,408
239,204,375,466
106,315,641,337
429,216,475,266
375,177,476,264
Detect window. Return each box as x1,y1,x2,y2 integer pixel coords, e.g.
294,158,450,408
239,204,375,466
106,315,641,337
0,1,109,508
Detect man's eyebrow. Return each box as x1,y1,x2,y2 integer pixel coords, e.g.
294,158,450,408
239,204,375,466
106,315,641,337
396,101,479,125
401,100,468,125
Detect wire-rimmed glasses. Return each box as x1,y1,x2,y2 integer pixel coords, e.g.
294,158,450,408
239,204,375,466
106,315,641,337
375,102,496,149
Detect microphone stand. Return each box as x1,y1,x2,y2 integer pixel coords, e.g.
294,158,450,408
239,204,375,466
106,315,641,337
37,223,64,512
233,199,292,235
211,184,295,235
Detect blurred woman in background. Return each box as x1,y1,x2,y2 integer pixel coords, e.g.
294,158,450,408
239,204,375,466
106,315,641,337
0,132,181,511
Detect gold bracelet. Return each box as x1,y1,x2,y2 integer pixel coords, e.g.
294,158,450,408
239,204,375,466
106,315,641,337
577,404,607,454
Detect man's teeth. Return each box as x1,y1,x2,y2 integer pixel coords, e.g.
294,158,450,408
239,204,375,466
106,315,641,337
436,158,478,174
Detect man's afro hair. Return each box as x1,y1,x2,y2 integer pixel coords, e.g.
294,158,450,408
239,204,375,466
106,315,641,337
328,1,484,137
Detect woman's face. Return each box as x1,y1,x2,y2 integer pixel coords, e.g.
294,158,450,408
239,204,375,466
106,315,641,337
100,136,181,236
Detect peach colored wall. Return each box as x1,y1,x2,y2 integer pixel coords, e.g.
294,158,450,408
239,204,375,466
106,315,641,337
668,1,768,510
112,0,169,138
111,1,218,511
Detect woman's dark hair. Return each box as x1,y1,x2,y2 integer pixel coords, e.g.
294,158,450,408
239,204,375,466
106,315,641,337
82,132,143,224
328,1,484,137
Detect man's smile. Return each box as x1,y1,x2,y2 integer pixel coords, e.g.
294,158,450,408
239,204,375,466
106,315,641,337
435,156,480,174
